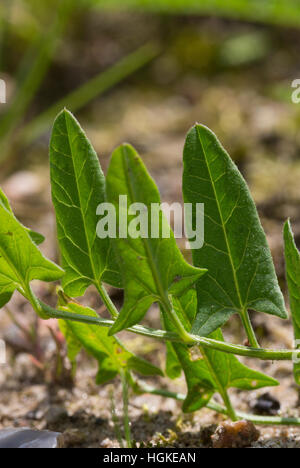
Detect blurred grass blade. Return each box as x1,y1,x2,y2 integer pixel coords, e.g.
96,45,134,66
94,0,300,28
0,0,13,70
20,42,160,146
283,219,300,385
0,0,73,164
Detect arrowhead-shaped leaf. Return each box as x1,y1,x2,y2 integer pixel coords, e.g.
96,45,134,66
50,110,121,297
106,143,206,335
59,301,163,383
183,124,286,337
283,219,300,385
164,291,278,413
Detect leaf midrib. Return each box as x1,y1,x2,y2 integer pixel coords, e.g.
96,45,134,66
121,146,168,306
196,125,244,313
64,112,100,289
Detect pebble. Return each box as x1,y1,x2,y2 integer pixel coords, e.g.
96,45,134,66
251,392,280,415
211,420,260,448
59,428,86,447
45,405,68,425
0,427,61,448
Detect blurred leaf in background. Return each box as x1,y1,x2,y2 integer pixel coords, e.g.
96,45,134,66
219,31,271,67
0,0,159,173
1,0,299,181
93,0,300,27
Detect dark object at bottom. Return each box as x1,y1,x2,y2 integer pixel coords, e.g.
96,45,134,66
251,392,281,415
0,428,61,448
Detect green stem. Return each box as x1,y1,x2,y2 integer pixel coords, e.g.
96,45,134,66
217,387,237,422
109,388,124,448
27,296,300,362
120,370,132,448
96,283,119,319
162,298,193,344
199,344,237,421
135,381,300,426
24,285,49,320
25,292,300,426
240,308,259,348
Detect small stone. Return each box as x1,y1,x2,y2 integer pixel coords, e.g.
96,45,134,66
59,428,86,447
211,420,260,448
251,392,280,415
0,428,61,448
45,406,68,425
100,437,113,448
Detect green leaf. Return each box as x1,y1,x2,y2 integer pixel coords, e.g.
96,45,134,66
58,318,82,364
182,124,286,337
200,328,279,391
27,230,45,246
163,291,278,413
0,291,13,309
50,109,121,297
283,219,300,385
106,143,206,335
174,343,214,413
0,201,63,310
0,186,45,245
165,341,182,379
0,187,13,212
0,187,44,306
60,301,163,383
162,291,214,411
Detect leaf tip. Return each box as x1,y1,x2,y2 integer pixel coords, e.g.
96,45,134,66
283,218,292,238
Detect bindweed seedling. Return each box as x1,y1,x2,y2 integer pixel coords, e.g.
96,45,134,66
1,109,300,445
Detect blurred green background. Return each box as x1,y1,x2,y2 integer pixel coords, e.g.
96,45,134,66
1,0,300,260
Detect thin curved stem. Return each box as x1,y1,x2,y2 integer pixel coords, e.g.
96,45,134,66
240,308,259,348
199,343,237,421
96,283,119,319
161,299,193,344
134,381,300,426
26,292,300,425
28,296,300,362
